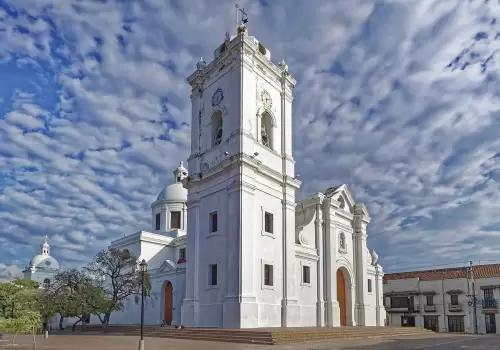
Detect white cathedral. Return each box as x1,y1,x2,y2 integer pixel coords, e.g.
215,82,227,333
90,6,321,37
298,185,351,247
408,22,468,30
106,25,386,328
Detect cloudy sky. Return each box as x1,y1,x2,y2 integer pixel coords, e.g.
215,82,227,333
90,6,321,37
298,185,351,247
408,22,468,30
0,0,499,281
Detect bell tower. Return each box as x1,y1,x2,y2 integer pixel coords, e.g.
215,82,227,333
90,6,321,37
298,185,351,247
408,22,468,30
181,22,301,328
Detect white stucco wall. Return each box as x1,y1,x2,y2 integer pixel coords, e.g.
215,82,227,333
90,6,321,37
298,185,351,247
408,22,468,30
384,274,500,334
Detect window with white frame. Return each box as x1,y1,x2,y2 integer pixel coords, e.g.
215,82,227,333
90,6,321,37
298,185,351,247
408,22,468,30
264,264,273,286
179,248,186,261
170,211,181,229
209,212,218,233
302,265,311,284
367,279,372,293
208,264,218,286
155,213,161,230
264,212,273,234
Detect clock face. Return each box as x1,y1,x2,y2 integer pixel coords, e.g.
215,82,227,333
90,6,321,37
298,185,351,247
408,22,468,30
261,90,272,108
212,88,224,107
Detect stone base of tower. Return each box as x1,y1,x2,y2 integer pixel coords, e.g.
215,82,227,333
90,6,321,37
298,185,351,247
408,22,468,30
181,300,197,327
355,304,368,326
326,301,341,327
239,297,259,328
281,299,301,327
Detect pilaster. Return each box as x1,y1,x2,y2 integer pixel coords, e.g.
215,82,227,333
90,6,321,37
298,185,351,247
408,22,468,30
323,198,337,326
181,198,200,327
315,203,325,327
353,204,370,326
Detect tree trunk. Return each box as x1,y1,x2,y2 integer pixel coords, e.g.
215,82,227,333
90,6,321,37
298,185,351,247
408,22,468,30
32,325,36,350
103,313,111,332
12,331,19,348
71,319,82,332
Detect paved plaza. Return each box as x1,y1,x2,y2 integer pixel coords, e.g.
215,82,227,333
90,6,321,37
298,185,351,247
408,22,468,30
1,333,499,350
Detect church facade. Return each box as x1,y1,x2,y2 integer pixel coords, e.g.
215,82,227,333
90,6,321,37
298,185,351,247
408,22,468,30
105,25,386,328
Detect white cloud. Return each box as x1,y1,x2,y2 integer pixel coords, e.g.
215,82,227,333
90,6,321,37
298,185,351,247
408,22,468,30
0,263,22,282
0,0,499,274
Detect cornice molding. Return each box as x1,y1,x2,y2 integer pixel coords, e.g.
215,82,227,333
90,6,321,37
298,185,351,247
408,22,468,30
295,245,319,262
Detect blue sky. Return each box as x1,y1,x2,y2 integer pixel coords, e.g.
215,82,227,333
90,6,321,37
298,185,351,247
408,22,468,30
0,0,499,281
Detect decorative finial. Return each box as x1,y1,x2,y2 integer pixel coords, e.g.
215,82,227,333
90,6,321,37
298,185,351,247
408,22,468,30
225,31,230,42
180,161,184,167
44,235,48,244
196,57,206,70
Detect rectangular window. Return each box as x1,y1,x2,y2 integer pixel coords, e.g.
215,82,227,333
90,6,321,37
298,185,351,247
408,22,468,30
451,294,459,305
484,288,494,300
426,295,434,306
209,264,217,286
391,297,409,308
170,211,181,229
264,264,274,286
367,279,372,293
448,316,465,333
155,213,161,230
303,265,310,284
179,248,186,261
264,212,273,234
209,212,218,233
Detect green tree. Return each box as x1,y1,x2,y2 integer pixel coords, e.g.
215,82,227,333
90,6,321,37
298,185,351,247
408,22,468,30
48,268,111,331
0,279,40,319
0,309,41,347
84,248,152,327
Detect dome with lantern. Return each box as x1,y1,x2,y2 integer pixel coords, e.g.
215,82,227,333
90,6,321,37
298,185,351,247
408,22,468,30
26,236,59,271
156,162,188,202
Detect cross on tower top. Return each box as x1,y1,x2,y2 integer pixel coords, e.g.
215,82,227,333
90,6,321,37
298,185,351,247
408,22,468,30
235,4,248,29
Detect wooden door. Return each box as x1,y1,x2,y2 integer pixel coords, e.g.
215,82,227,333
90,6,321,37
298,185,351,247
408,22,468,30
336,269,346,326
164,282,173,325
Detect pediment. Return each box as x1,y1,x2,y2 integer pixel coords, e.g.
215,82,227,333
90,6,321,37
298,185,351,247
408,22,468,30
158,260,177,273
354,202,370,217
324,184,355,213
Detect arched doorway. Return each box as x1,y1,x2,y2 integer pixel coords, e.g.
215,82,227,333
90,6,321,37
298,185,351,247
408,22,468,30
163,281,173,325
336,268,348,326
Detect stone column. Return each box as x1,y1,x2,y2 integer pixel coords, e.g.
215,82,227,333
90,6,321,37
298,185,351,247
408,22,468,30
282,197,300,327
315,202,325,327
190,89,202,154
353,204,370,326
181,197,200,327
323,199,339,326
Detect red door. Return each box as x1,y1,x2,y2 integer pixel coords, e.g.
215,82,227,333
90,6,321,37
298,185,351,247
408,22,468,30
337,269,346,326
164,282,173,325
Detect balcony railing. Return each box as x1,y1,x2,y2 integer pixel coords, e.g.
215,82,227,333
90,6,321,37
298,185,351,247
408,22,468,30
482,298,498,309
424,304,436,312
387,304,420,313
448,303,463,312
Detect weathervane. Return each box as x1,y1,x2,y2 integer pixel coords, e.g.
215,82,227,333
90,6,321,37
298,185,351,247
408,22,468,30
235,4,248,27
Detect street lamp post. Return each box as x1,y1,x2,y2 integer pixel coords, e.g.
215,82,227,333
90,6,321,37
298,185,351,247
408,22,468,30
138,259,148,350
44,292,49,339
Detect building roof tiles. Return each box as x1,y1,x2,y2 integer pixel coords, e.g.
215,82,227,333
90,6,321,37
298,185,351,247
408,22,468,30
383,263,500,282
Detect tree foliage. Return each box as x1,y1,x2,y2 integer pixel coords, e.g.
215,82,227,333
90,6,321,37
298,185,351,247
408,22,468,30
84,248,152,325
47,268,112,330
0,280,43,347
0,278,41,319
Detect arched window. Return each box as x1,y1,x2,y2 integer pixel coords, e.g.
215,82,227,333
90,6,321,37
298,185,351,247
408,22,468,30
261,112,273,149
339,232,346,250
43,278,50,289
212,111,223,146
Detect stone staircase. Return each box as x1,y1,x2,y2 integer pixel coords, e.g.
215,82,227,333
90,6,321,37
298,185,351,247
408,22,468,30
76,325,436,345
